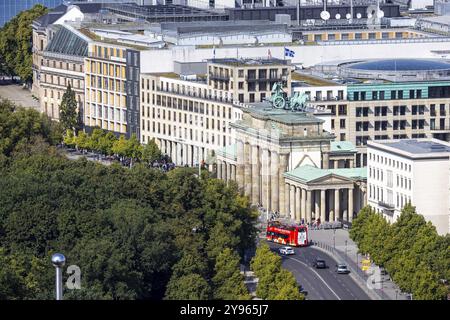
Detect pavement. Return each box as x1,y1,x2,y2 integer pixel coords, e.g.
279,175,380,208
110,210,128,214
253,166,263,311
256,208,409,300
269,242,371,300
309,229,409,300
0,84,40,110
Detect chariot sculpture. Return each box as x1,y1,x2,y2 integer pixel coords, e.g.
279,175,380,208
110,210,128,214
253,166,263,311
268,82,309,112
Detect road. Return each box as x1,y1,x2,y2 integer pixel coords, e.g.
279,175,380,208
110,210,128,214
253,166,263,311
268,242,372,300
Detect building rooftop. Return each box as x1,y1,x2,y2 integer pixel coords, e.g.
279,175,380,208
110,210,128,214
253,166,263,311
242,102,325,125
346,59,450,72
45,25,89,57
330,141,357,154
209,58,289,67
284,164,367,183
368,139,450,159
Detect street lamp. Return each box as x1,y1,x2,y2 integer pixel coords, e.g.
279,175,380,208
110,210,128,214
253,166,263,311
51,253,66,300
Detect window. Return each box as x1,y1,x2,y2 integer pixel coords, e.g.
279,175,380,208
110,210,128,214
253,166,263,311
340,119,346,129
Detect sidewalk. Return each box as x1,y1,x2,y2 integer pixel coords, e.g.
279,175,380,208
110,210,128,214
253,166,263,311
309,229,409,300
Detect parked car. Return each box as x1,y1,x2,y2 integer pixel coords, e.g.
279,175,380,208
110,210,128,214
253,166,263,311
279,246,295,255
336,263,350,274
313,258,327,269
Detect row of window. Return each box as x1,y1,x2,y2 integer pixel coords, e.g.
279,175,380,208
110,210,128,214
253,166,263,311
368,184,411,209
87,76,126,93
41,59,83,73
86,104,127,123
146,121,230,147
353,89,423,101
150,94,234,119
369,153,412,172
86,90,127,108
147,107,231,134
85,117,127,133
87,61,126,79
41,74,83,89
368,167,412,190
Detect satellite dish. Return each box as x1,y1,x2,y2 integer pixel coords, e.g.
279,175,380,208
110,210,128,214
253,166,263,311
335,13,341,20
320,11,330,21
356,13,362,19
367,13,372,19
377,10,385,18
346,13,351,20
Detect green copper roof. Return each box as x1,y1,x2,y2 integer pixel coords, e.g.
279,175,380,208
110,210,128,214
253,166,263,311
330,141,357,153
284,164,366,183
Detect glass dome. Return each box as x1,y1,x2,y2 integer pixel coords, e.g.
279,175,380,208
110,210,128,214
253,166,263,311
347,59,450,71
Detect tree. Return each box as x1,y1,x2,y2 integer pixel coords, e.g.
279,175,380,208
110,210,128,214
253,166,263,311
63,129,76,148
251,243,304,300
59,84,80,134
141,138,162,163
0,5,48,83
111,135,128,158
164,273,211,300
75,131,89,151
98,132,117,156
212,248,250,300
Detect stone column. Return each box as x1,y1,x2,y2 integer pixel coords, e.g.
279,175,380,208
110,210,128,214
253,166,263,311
222,161,227,181
278,154,288,216
314,191,319,222
271,151,279,212
217,160,222,180
320,189,326,223
348,188,354,223
289,184,295,221
193,146,198,166
334,189,340,222
251,145,260,205
183,144,189,166
329,190,334,222
284,183,290,218
261,148,270,210
227,162,232,182
306,190,312,224
244,143,252,198
323,152,329,169
236,140,244,190
349,158,355,168
343,189,348,222
177,143,182,166
301,188,306,222
295,187,301,223
334,160,339,169
231,164,236,181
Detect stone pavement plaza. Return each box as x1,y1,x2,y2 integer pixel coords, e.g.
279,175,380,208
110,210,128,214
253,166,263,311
0,84,40,110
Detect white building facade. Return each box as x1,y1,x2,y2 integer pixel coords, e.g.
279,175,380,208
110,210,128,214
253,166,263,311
367,139,450,235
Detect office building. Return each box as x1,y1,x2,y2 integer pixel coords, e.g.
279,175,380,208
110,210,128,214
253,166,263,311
367,138,450,235
140,58,291,166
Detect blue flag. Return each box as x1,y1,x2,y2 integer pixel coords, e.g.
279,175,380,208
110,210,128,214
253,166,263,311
284,47,295,58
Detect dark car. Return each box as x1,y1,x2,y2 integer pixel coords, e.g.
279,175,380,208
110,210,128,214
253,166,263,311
313,258,327,269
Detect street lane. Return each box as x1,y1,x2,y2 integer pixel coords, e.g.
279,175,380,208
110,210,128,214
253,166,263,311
268,242,372,300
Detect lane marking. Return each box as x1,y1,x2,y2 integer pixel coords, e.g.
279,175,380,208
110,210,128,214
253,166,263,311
290,257,342,300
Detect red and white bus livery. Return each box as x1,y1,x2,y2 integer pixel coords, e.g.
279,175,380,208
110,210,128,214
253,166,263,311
266,221,309,247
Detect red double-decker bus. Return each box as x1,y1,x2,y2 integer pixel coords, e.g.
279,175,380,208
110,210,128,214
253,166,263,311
266,221,309,247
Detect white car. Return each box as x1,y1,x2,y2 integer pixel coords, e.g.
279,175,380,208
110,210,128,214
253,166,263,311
279,246,295,255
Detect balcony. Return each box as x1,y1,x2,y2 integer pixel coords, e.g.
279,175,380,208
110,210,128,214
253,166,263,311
209,73,229,81
378,201,395,210
245,75,285,82
430,126,450,132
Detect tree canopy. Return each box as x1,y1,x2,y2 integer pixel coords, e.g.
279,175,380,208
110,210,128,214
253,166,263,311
0,100,257,300
0,4,48,82
350,205,449,300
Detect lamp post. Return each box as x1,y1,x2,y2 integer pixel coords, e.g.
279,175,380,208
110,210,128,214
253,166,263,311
51,253,66,301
